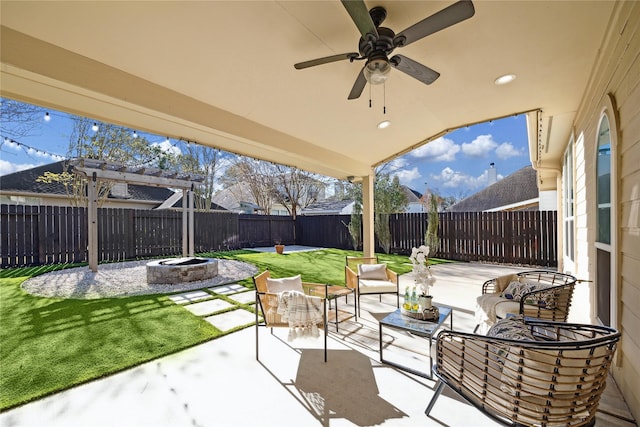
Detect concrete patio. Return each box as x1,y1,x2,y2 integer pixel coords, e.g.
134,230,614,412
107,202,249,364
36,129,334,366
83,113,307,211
1,261,635,427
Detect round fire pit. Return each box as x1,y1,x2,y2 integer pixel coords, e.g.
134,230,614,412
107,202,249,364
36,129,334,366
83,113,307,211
146,257,218,284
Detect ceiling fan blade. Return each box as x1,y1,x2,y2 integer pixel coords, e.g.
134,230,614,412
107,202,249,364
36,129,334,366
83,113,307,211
341,0,379,39
347,67,367,100
394,1,475,47
294,53,359,70
390,55,440,85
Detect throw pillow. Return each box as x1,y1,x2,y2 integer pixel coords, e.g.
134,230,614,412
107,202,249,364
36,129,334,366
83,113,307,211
266,274,304,294
358,263,388,280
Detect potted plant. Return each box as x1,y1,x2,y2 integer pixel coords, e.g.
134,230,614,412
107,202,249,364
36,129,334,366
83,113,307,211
409,245,436,310
274,239,285,255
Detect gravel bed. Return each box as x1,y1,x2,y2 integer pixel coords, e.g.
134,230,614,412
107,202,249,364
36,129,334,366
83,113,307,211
21,259,259,300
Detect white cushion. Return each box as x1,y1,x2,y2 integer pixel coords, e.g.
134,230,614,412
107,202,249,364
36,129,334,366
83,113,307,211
358,279,397,293
266,275,303,294
358,263,388,280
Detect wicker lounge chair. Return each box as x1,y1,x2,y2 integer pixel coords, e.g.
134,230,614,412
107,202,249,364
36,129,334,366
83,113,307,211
476,270,577,333
426,317,620,427
345,256,399,316
254,270,328,362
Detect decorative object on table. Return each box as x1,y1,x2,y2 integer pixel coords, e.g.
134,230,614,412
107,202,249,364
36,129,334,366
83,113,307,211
409,245,436,309
402,304,440,321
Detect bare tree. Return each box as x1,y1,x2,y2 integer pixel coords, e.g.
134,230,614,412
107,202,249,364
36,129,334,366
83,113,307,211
220,157,276,214
0,98,45,140
271,164,325,219
177,143,224,211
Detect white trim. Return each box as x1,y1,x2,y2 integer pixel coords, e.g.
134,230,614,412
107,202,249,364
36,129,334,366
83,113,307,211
595,94,619,330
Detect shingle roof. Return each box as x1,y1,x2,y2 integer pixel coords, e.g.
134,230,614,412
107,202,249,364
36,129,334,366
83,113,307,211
446,166,538,212
1,160,180,202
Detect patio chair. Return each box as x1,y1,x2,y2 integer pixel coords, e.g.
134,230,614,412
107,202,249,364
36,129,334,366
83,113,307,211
345,256,399,317
426,317,621,427
475,270,577,333
254,270,328,362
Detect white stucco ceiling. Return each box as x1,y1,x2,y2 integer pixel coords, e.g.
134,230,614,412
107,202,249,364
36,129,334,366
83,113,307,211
0,1,615,181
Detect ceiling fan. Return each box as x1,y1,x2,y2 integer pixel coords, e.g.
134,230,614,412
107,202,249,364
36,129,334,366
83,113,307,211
294,0,475,100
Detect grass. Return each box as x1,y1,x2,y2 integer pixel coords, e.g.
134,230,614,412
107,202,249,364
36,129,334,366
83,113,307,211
0,249,446,411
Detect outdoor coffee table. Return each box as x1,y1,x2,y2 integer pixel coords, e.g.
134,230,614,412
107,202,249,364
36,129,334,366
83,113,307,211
378,304,452,379
306,285,356,331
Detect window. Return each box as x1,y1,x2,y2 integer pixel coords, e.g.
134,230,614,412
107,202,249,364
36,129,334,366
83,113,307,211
596,115,611,245
563,140,574,261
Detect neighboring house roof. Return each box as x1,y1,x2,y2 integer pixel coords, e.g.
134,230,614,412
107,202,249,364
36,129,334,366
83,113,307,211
0,161,175,201
447,166,539,212
301,199,354,215
0,161,226,210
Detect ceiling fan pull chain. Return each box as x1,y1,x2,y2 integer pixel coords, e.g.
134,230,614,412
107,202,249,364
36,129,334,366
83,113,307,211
384,82,386,114
369,84,372,108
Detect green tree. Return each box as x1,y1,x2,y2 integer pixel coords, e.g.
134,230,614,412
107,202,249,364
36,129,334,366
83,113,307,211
348,172,408,253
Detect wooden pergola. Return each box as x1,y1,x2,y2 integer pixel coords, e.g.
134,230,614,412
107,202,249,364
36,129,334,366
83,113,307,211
71,158,204,272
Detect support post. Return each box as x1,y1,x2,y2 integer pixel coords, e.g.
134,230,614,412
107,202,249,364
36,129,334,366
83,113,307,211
182,188,188,256
362,171,375,258
188,186,194,256
87,173,98,272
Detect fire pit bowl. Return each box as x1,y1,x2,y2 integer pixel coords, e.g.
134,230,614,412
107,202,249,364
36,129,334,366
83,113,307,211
146,257,218,284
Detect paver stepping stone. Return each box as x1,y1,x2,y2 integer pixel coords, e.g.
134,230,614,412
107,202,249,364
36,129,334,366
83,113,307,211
228,290,256,304
184,299,234,316
209,283,246,295
204,309,256,332
169,290,211,305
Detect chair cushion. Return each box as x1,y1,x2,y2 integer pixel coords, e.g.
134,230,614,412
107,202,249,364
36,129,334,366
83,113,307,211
266,274,304,294
358,263,388,280
358,279,397,293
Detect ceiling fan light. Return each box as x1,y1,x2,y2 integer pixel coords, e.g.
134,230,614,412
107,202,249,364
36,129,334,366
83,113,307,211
364,58,391,85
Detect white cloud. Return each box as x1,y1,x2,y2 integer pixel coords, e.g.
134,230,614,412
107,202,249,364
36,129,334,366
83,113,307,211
411,137,460,162
0,159,39,176
152,140,182,157
461,134,498,158
428,167,503,192
392,167,421,186
495,142,524,159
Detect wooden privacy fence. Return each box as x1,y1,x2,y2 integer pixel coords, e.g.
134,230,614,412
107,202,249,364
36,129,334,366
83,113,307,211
0,204,556,267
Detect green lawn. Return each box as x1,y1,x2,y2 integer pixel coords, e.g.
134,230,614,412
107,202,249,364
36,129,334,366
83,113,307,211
0,249,442,411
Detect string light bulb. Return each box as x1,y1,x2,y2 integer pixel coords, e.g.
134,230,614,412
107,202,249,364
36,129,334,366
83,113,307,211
132,130,138,138
44,112,51,122
92,123,99,132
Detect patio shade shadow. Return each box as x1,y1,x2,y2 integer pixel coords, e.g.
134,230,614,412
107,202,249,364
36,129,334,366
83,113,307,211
295,349,405,426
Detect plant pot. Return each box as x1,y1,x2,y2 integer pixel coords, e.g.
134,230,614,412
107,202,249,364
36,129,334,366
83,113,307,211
275,244,285,255
419,295,432,310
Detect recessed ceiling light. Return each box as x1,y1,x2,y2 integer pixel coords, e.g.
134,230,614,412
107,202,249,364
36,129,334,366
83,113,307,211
494,74,516,85
378,120,391,129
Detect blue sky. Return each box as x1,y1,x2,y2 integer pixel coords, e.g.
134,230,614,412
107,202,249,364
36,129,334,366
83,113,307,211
1,99,531,198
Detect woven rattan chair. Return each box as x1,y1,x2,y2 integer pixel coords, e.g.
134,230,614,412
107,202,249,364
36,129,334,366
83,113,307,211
345,256,399,316
254,270,328,362
476,270,577,333
426,318,621,427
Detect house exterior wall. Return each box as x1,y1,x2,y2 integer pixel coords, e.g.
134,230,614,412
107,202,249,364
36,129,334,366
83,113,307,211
568,1,640,419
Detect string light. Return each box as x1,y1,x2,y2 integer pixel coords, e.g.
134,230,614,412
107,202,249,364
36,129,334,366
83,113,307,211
132,130,138,138
44,112,51,122
92,123,99,132
0,134,66,161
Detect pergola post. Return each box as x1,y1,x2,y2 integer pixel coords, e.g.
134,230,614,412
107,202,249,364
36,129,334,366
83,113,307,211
182,188,188,257
188,187,194,256
362,172,375,258
87,173,98,272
